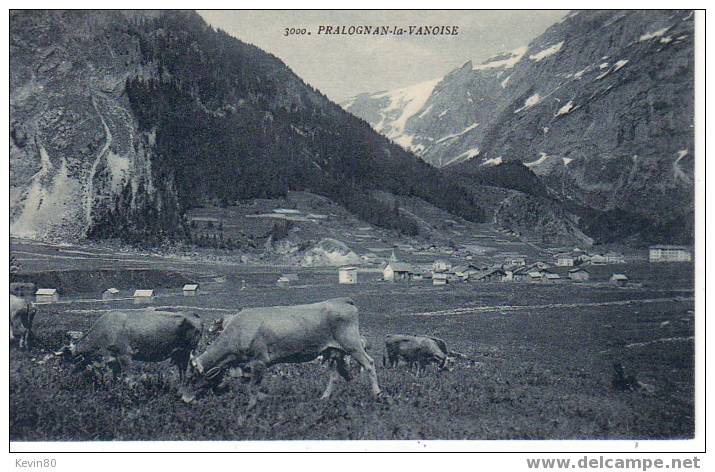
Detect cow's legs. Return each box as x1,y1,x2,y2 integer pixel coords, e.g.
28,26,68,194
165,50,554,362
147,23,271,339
245,360,266,410
321,354,351,400
172,350,190,383
345,348,380,397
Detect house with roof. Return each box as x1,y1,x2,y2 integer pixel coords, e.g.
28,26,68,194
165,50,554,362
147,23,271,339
610,274,629,286
555,254,575,266
183,284,200,296
544,272,562,283
102,287,120,300
568,267,590,282
527,271,544,283
383,261,412,282
590,254,608,265
35,288,59,302
649,245,692,262
339,267,358,284
432,272,449,286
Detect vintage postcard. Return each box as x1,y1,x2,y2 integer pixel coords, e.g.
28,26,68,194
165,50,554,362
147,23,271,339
7,6,704,459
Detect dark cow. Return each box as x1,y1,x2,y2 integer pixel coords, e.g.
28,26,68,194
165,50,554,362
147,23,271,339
63,309,202,381
10,294,37,349
383,334,452,372
180,298,380,407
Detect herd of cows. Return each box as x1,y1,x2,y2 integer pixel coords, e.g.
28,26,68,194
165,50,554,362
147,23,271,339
10,295,458,408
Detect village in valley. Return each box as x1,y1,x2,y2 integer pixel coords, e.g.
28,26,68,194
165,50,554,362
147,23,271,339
9,9,697,444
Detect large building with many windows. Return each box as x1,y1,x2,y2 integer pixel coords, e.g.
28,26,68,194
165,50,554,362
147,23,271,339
649,245,692,262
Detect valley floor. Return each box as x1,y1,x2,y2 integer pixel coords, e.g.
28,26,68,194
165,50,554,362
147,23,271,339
9,240,694,442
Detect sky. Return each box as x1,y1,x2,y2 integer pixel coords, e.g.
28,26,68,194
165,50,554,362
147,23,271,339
198,10,568,102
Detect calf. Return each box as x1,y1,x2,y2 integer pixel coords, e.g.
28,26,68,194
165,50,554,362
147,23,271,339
383,334,451,372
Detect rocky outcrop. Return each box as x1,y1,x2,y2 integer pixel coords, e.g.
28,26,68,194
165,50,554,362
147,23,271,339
343,10,695,245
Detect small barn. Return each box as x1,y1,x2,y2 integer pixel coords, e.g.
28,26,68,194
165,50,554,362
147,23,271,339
527,271,543,283
568,267,590,282
183,284,200,296
432,260,451,273
133,289,154,298
610,274,629,287
338,267,358,284
590,254,608,265
102,288,120,300
555,254,575,266
433,272,449,286
35,288,59,302
453,264,481,281
383,262,412,282
481,268,506,282
544,272,561,283
276,276,291,287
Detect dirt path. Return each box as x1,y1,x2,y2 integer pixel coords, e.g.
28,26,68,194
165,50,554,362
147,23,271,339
395,295,694,317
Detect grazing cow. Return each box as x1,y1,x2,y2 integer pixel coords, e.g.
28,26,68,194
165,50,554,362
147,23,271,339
180,298,380,407
383,334,452,372
63,310,202,381
10,294,37,349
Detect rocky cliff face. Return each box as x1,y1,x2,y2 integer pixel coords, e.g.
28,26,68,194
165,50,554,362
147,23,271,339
10,10,488,243
343,10,695,245
10,11,182,242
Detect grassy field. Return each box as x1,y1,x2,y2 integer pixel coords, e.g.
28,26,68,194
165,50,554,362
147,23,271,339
9,240,695,442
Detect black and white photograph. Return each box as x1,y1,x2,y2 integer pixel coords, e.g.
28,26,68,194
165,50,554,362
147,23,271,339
5,3,705,459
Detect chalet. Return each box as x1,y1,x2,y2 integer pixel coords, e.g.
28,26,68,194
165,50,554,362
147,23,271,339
590,254,608,265
383,262,412,282
102,288,120,300
610,274,629,286
480,268,506,282
433,272,449,286
133,289,154,298
605,252,625,264
555,254,575,267
649,245,692,263
527,271,543,283
452,264,480,281
35,288,59,302
544,272,562,283
505,257,527,267
568,267,590,282
432,260,451,273
338,267,358,284
183,284,199,296
511,266,533,282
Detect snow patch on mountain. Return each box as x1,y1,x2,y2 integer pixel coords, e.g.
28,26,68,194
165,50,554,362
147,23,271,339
555,100,575,117
435,123,479,144
529,41,564,62
473,47,527,71
481,156,503,167
372,78,440,133
525,152,551,169
444,147,480,166
639,27,670,42
514,94,541,113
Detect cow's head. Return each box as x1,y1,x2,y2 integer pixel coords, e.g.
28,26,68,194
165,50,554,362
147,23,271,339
180,352,226,403
438,355,455,372
208,318,224,334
